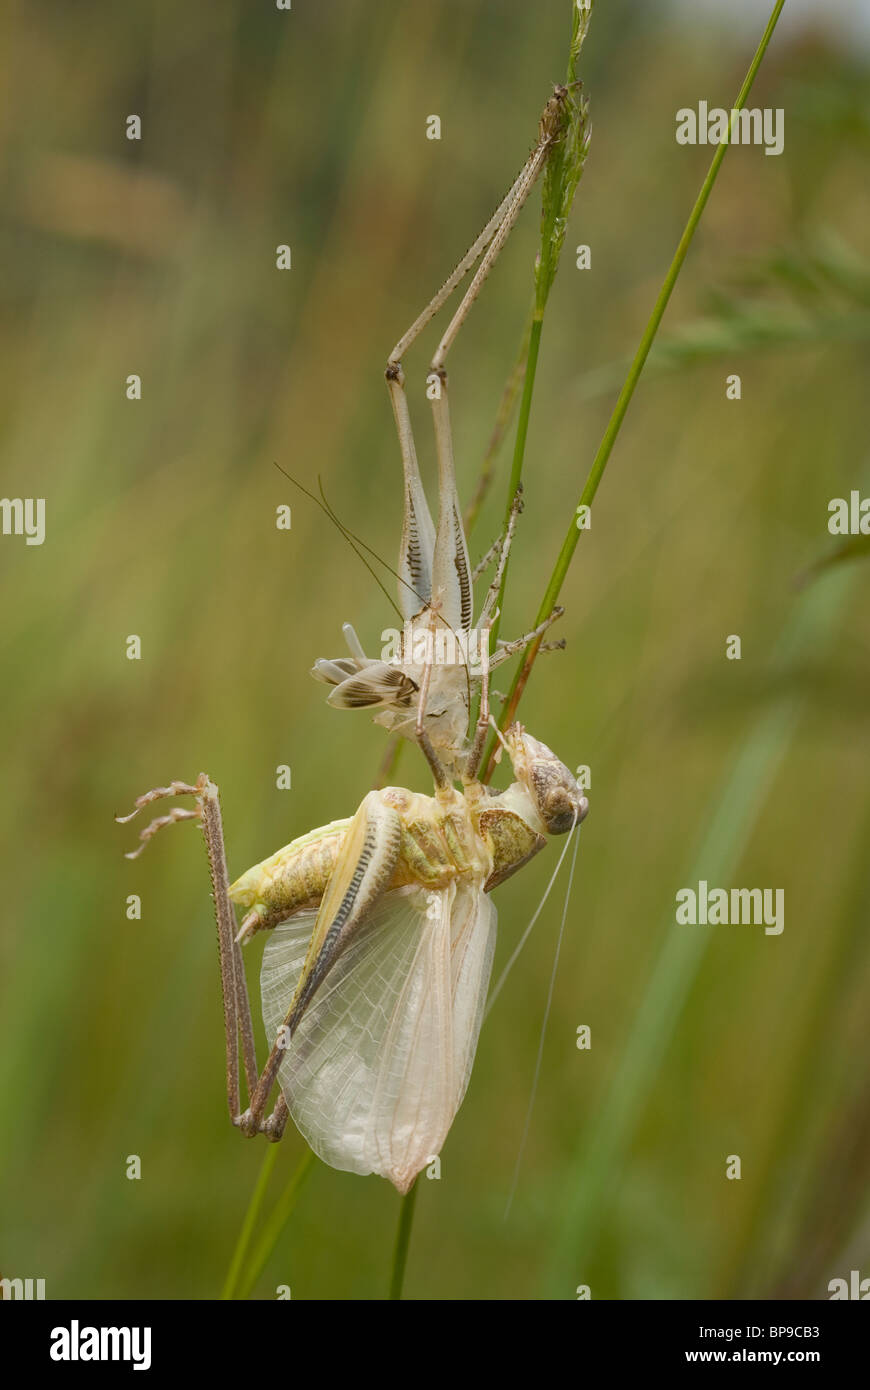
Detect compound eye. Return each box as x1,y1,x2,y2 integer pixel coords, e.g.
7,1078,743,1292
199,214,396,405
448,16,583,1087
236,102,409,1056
541,786,583,835
529,767,587,835
543,793,574,835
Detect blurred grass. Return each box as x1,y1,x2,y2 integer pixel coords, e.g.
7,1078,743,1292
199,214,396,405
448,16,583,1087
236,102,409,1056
0,0,868,1300
545,555,860,1296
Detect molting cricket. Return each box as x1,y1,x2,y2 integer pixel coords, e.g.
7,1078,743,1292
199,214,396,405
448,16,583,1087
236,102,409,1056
119,81,591,1196
6,0,853,1323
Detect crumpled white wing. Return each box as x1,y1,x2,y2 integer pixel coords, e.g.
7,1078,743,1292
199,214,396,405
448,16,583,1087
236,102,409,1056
260,880,496,1193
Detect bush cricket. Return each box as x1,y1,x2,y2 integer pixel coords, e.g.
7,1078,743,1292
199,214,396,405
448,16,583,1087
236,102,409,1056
119,86,590,1194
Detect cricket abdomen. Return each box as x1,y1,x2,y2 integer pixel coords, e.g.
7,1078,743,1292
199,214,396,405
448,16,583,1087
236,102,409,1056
230,819,349,934
228,801,457,937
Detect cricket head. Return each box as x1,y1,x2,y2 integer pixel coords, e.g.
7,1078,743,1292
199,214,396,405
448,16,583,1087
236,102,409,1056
503,723,588,836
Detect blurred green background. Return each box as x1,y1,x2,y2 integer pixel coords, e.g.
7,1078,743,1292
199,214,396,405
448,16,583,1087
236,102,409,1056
1,0,868,1300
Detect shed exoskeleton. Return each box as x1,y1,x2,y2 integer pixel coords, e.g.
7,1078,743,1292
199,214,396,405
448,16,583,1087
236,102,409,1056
311,88,579,779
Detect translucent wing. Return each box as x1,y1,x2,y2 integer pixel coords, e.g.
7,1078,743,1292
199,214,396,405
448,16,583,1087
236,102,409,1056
261,879,496,1193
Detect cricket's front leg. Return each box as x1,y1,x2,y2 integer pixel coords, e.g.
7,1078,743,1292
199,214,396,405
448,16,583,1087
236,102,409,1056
117,774,260,1129
239,789,403,1137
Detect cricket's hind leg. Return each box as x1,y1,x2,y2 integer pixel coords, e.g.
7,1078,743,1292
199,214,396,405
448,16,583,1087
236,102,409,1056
237,789,403,1139
116,779,202,857
117,774,287,1140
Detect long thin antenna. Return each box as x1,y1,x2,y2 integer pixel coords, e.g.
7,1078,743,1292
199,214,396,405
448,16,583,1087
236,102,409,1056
316,477,426,610
273,461,404,621
485,816,580,1017
503,820,582,1219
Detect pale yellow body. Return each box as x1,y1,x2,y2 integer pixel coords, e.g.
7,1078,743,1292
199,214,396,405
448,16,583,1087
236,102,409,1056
229,780,548,940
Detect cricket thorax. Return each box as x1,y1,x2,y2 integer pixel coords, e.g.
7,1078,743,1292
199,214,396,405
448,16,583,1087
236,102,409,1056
380,785,492,888
478,789,547,891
